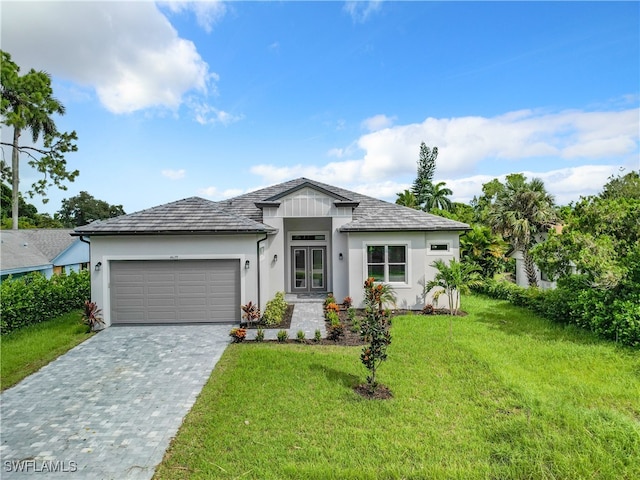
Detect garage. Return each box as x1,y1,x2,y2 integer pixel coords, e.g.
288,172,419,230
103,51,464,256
110,259,240,324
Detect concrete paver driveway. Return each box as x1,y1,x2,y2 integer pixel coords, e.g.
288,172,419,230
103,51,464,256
1,325,230,479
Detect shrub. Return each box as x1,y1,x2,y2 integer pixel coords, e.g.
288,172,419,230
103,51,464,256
1,270,90,335
325,302,340,315
263,292,288,326
255,327,265,343
347,307,356,321
229,327,247,343
296,330,306,342
343,296,353,308
314,329,322,342
82,300,104,332
326,310,340,326
276,330,289,342
241,301,261,326
422,304,434,315
324,293,336,308
327,323,344,341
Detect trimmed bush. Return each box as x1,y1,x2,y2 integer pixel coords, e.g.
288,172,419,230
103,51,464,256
262,291,288,326
1,270,90,335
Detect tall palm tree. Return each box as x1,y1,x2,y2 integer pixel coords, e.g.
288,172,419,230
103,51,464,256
423,181,453,212
488,176,557,287
2,51,65,229
395,189,419,209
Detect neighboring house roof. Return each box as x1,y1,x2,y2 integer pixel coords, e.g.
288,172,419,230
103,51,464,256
74,178,469,235
0,229,78,273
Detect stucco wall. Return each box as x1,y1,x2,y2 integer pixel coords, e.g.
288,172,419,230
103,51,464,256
347,230,462,310
89,234,260,325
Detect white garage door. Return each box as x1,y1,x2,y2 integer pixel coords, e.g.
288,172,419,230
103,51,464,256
110,260,240,324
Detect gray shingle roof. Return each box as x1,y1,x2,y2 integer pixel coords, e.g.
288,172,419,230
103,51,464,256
73,178,469,235
74,197,276,235
1,229,77,271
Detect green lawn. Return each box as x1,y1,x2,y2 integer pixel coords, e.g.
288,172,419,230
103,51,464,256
0,311,94,391
154,295,640,479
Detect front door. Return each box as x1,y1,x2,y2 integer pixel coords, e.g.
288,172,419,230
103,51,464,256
291,246,327,293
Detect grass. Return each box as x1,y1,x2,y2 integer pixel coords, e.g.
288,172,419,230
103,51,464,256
154,294,640,479
0,310,94,391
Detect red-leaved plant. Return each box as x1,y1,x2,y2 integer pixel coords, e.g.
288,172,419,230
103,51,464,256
82,301,104,332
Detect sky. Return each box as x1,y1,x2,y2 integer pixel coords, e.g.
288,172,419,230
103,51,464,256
1,0,639,217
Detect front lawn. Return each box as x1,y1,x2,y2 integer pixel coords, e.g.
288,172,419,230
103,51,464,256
0,311,94,391
154,295,640,479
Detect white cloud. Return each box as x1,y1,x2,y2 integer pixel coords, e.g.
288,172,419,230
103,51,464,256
250,106,638,205
161,169,186,180
197,186,246,198
161,0,227,33
361,114,396,132
344,1,383,23
1,2,217,114
189,101,244,125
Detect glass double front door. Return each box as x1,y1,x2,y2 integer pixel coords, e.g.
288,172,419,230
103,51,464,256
291,246,327,293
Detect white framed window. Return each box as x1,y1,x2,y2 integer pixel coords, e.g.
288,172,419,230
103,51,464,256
366,244,408,283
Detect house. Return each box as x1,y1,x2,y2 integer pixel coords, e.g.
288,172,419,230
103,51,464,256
0,229,90,282
73,178,469,326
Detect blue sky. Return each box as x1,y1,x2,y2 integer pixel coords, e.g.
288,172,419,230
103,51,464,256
2,1,639,216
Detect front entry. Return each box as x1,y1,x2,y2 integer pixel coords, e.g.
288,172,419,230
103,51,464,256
291,246,327,293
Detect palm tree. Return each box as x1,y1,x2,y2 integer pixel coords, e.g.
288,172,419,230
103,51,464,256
460,224,509,278
395,189,419,209
1,51,65,229
488,176,557,287
423,181,453,212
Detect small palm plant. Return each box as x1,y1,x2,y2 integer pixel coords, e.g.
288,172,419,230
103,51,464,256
241,301,261,327
82,300,104,332
425,259,482,338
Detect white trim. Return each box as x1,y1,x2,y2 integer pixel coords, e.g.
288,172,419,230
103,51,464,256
362,242,411,288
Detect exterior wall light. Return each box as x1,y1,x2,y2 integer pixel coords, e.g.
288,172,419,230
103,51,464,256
339,253,343,260
273,254,278,262
245,260,250,269
94,261,102,271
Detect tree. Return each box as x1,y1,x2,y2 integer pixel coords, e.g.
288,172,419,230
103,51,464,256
1,50,79,229
487,174,556,287
56,191,125,227
532,170,640,289
360,278,396,394
411,142,437,206
423,180,453,212
395,189,419,209
425,258,481,340
460,224,509,279
0,182,63,228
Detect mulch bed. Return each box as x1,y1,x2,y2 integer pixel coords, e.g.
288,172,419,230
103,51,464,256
353,383,394,400
243,304,294,330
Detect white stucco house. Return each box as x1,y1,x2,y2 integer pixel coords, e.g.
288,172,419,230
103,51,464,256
73,178,469,326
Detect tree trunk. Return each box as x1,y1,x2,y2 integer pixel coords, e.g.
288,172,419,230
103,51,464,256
11,127,20,230
524,250,539,288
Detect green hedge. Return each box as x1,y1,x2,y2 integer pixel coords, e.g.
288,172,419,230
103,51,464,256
1,270,90,335
472,276,639,348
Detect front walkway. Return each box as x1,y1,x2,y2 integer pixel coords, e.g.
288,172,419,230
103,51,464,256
245,295,326,341
0,325,230,480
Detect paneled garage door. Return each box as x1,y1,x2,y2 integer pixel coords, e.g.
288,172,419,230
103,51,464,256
110,260,240,324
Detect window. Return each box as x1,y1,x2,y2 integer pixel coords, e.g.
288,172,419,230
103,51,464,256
430,244,449,252
366,245,407,283
291,234,326,241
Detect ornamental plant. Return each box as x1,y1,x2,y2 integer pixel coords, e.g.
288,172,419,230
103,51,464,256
360,277,394,393
82,300,104,332
263,292,288,326
229,327,247,343
241,301,260,326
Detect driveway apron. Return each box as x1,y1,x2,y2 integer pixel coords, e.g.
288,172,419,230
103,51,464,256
1,325,231,479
